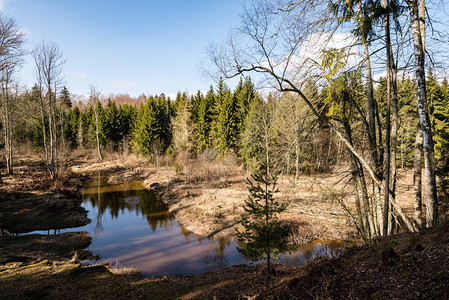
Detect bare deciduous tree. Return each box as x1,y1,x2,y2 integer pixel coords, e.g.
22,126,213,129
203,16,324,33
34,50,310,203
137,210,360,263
0,15,25,179
207,0,419,238
89,85,103,161
33,41,65,179
405,0,438,227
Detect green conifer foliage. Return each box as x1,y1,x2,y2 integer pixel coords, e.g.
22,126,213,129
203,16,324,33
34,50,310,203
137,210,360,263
64,106,80,148
190,90,203,124
60,86,72,109
119,104,137,137
195,86,215,152
427,69,449,164
397,78,417,167
236,169,291,273
132,96,172,156
240,97,268,171
213,88,239,154
234,76,259,147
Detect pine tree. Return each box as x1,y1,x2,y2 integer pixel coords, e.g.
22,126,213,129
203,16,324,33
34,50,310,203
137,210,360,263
236,168,291,273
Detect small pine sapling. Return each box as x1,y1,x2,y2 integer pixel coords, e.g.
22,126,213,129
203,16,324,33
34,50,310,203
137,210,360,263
236,169,293,273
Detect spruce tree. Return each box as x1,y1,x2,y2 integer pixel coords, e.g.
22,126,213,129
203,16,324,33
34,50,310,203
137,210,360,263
240,97,266,171
427,74,449,179
235,76,258,132
213,89,239,154
397,77,417,167
132,95,172,156
60,86,72,109
195,86,215,152
236,168,291,273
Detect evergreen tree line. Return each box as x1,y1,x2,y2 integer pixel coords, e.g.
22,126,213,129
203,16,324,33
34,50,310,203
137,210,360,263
43,77,337,174
375,69,449,175
13,71,447,182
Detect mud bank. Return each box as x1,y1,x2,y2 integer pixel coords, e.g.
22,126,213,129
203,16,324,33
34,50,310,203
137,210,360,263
70,157,358,241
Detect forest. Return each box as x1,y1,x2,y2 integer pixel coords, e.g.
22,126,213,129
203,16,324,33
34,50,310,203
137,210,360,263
1,0,449,298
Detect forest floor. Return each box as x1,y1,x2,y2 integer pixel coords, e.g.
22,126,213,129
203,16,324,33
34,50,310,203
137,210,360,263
1,152,448,299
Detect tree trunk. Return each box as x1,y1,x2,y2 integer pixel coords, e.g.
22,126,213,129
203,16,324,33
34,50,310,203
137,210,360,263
407,0,438,227
39,90,50,176
2,73,13,175
413,122,423,227
95,104,103,161
48,88,56,179
413,0,425,228
344,121,370,239
382,0,392,236
390,56,399,234
359,7,380,234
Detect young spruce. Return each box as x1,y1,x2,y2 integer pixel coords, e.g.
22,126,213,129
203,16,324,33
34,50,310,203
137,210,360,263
236,169,292,273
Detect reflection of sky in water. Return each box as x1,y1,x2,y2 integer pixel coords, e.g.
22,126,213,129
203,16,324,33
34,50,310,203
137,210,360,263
78,174,247,276
26,174,343,276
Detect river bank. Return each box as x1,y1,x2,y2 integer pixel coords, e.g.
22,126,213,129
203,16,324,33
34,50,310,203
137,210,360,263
1,219,448,299
72,154,359,242
2,153,447,299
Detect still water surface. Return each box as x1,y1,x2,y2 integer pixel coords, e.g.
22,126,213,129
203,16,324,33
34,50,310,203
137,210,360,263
77,174,341,276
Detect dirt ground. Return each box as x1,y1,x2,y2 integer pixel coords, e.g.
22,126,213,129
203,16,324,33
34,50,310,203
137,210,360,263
1,152,448,299
0,159,90,234
1,221,448,299
69,152,433,243
68,153,360,243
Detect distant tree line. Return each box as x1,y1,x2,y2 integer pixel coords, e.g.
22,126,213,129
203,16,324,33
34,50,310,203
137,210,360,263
11,72,448,183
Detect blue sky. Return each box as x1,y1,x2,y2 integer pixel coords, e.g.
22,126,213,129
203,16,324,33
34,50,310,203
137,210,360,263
2,0,244,98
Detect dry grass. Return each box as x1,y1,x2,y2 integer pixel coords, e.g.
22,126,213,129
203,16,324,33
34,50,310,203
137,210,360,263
141,154,359,241
18,149,424,242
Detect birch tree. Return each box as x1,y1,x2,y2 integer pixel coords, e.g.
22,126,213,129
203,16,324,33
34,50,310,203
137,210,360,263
33,42,65,179
0,15,25,177
89,85,103,161
208,0,418,237
405,0,438,227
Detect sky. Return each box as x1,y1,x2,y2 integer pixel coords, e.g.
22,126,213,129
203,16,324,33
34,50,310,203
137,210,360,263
1,0,244,98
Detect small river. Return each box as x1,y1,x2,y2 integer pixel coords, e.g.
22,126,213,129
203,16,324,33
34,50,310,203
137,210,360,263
72,174,341,276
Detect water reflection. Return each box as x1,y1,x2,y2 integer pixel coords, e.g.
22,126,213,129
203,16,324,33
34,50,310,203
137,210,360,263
81,174,174,233
80,174,242,276
79,174,344,276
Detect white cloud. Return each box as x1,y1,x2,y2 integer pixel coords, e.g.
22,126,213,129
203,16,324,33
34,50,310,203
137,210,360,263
165,93,177,100
281,32,361,85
